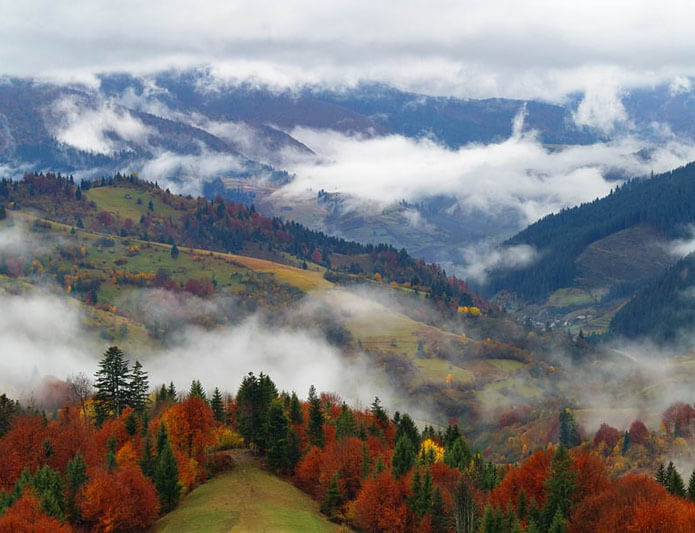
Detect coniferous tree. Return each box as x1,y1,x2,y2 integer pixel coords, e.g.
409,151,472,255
335,403,356,440
454,477,478,533
155,438,181,513
548,508,567,533
444,436,472,471
32,465,65,520
688,470,695,501
156,422,169,455
621,430,630,455
65,453,87,521
94,346,131,424
320,473,343,519
666,461,686,497
265,398,289,472
129,360,149,415
411,468,433,518
656,462,667,485
210,387,225,423
307,385,325,448
236,372,278,451
370,397,389,429
106,436,117,471
286,427,301,473
431,486,446,533
167,382,177,400
189,379,206,401
140,436,156,478
392,435,416,479
558,408,580,448
170,243,179,259
541,445,576,530
395,413,419,449
289,392,303,425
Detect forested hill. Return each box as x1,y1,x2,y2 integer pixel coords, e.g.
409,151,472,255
609,253,695,345
0,172,486,312
486,162,695,301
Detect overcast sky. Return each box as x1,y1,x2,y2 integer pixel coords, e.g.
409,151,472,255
2,0,695,99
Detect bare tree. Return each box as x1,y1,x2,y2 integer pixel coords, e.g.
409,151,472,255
67,372,93,426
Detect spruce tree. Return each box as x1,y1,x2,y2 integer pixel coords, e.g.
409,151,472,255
688,470,695,501
370,397,389,429
170,243,179,259
392,435,416,479
32,465,65,520
336,403,356,440
210,387,225,423
395,413,419,449
656,462,667,485
189,379,206,401
289,392,303,425
106,436,117,471
236,372,277,451
558,408,580,448
666,461,686,497
286,427,301,473
154,439,181,513
140,436,156,478
320,473,343,519
65,453,87,521
444,436,472,471
548,508,567,533
129,360,149,415
541,445,576,530
621,430,630,455
94,346,131,424
307,385,325,448
156,422,169,454
431,486,446,533
265,399,289,472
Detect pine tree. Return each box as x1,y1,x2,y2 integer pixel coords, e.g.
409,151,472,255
94,346,131,424
392,435,416,479
688,470,695,501
336,403,356,440
236,372,278,451
286,427,301,473
141,436,156,478
370,397,389,429
307,385,325,448
517,489,528,521
32,465,65,520
171,243,179,259
548,508,567,533
65,453,87,521
558,408,580,448
265,399,289,473
210,387,225,423
431,486,446,533
189,379,206,401
411,468,433,518
656,462,667,485
666,461,686,497
395,413,419,449
444,436,472,471
156,422,169,454
124,410,139,435
129,360,149,415
155,439,181,513
167,382,177,400
541,445,576,530
289,392,303,424
621,430,630,455
320,473,343,519
106,436,117,471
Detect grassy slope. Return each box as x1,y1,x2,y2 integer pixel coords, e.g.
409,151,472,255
156,451,340,533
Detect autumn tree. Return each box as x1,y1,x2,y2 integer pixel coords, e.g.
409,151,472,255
0,494,71,533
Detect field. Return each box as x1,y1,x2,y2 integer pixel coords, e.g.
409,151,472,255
156,451,341,533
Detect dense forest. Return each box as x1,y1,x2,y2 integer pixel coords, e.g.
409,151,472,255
609,253,695,344
487,162,695,301
3,349,695,531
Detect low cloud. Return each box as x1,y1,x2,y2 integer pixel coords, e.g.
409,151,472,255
48,95,153,155
458,243,538,284
276,121,695,231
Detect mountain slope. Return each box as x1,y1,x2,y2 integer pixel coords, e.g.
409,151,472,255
487,162,695,302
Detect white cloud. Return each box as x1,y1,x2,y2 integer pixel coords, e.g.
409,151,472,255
275,123,695,230
48,96,153,155
573,81,630,134
1,1,695,100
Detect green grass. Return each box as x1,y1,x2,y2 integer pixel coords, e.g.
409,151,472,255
546,288,596,308
86,186,181,221
156,452,339,533
487,359,526,372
